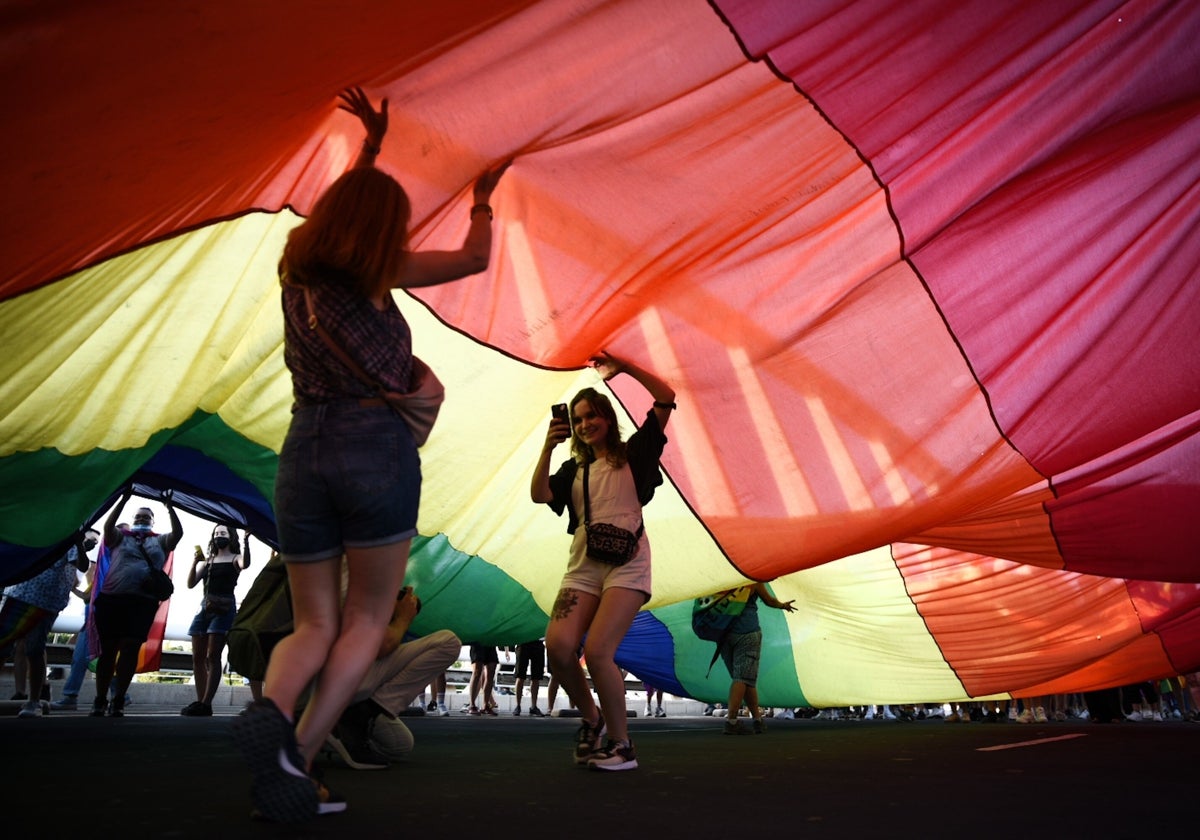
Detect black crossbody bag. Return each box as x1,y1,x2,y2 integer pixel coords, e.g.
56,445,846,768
582,461,643,566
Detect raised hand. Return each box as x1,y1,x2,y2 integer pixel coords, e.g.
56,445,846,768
473,159,512,204
338,86,388,149
588,349,623,381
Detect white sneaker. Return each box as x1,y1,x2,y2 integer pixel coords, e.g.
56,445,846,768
777,708,795,720
1033,707,1049,723
1016,709,1034,723
437,702,449,717
1125,710,1143,721
17,700,42,718
881,706,897,720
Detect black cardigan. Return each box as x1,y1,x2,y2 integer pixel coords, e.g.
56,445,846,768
546,407,667,535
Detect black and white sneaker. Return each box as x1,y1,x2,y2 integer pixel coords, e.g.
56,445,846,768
588,738,638,771
314,779,348,815
573,711,607,765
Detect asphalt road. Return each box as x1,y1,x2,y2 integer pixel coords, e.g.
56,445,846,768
7,706,1195,838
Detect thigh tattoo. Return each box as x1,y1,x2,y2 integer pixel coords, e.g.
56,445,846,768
551,588,580,621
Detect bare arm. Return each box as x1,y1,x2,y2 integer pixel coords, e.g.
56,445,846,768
162,490,183,551
337,86,513,289
377,588,420,658
70,535,90,574
187,545,207,590
531,414,571,503
338,86,387,171
395,159,512,289
104,487,132,549
754,581,796,612
591,350,676,431
73,562,95,601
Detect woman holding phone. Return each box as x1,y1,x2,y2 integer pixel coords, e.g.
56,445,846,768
530,350,675,771
182,524,249,717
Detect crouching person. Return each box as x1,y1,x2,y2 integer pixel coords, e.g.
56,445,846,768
323,585,461,769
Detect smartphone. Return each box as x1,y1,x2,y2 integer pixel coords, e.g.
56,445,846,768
551,403,569,424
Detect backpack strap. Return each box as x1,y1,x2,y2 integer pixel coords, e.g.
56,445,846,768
698,590,737,677
302,287,389,393
705,623,736,677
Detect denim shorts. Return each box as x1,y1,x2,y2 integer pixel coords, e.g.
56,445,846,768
274,401,421,564
188,604,237,636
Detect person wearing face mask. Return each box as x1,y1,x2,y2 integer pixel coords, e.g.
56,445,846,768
0,528,97,717
91,487,183,717
181,523,251,716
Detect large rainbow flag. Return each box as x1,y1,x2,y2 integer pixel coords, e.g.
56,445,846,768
1,0,1197,706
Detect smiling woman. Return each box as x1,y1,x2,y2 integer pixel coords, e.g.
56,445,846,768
531,349,676,772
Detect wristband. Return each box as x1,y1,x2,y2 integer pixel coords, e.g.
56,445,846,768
470,203,493,221
363,140,381,155
653,401,677,410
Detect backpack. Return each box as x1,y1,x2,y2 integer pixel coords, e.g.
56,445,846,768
691,586,753,642
692,585,755,676
226,552,292,682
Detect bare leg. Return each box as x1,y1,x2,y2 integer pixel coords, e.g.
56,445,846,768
190,633,209,702
292,542,410,768
727,681,747,719
580,587,644,744
746,685,761,720
468,663,482,709
202,634,227,705
260,557,342,726
484,662,497,710
545,588,600,725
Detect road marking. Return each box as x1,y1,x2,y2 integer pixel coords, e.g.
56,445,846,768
977,734,1088,751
